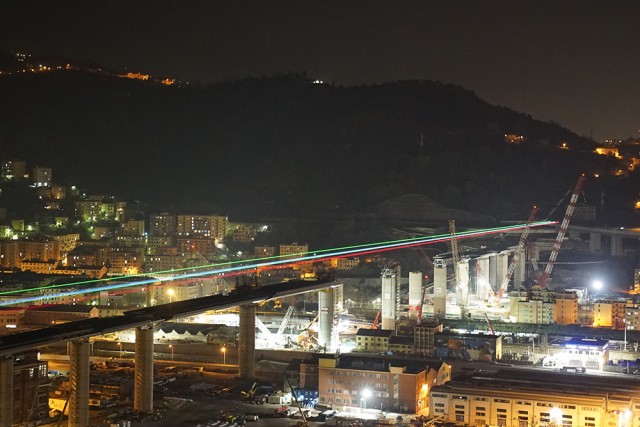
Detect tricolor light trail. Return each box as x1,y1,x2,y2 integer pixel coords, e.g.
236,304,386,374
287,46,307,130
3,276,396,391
0,221,554,306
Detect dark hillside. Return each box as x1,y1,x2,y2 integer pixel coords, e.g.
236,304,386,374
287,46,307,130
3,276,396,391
0,71,633,224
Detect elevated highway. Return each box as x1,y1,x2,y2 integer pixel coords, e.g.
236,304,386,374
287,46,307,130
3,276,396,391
0,278,336,357
0,278,338,427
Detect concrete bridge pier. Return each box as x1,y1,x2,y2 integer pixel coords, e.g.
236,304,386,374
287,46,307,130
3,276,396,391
318,288,335,351
69,340,91,427
611,235,623,256
0,357,13,427
590,232,602,252
488,252,498,293
433,258,447,319
238,304,256,379
134,326,154,413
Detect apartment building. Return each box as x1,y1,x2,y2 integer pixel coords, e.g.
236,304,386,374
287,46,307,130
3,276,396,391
554,291,579,325
279,243,308,259
32,165,52,187
414,321,444,356
176,214,227,242
594,300,626,329
149,212,176,236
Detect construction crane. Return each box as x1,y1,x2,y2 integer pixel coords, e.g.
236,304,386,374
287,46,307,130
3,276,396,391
449,219,467,318
492,206,539,303
537,175,586,288
484,313,495,335
276,306,295,336
371,310,381,329
285,373,308,427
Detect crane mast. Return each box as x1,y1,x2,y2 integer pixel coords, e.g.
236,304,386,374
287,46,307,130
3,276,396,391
538,175,586,288
494,206,539,302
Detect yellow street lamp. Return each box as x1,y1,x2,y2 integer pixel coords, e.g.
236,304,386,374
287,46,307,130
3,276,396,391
167,288,175,303
169,344,174,362
221,346,226,365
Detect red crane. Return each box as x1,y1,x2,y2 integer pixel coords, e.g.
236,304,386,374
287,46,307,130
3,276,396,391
538,175,586,288
371,310,381,329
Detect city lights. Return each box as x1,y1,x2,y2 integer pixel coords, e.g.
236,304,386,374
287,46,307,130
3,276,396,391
0,221,555,306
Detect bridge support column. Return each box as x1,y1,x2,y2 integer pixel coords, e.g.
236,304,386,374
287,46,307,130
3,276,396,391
238,304,256,379
488,252,498,293
69,340,91,427
512,246,526,290
475,256,490,300
496,251,510,291
590,233,602,252
318,289,335,351
611,235,623,256
0,357,13,427
433,258,447,319
134,327,154,413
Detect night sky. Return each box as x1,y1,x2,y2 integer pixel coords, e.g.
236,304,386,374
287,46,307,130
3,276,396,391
2,1,639,141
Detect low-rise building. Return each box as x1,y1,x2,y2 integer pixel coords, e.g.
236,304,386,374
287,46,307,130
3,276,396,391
318,354,450,413
0,306,25,332
553,337,609,371
24,304,100,326
434,332,502,362
389,335,414,355
429,367,636,427
355,329,393,352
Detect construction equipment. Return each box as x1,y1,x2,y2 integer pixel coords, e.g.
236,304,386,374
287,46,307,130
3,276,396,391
371,310,381,329
538,175,586,288
285,374,308,427
449,219,467,318
241,382,266,404
485,313,495,335
296,314,319,349
276,306,295,336
492,206,539,303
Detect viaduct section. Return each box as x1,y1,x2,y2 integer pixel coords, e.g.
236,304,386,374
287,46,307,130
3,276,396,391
0,278,339,427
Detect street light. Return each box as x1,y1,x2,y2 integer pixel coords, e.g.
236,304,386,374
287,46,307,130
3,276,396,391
117,342,122,358
169,344,174,362
221,346,226,365
361,388,372,410
167,288,175,303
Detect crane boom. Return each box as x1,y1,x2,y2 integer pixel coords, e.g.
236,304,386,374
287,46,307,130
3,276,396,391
538,175,586,288
495,206,539,301
276,306,295,336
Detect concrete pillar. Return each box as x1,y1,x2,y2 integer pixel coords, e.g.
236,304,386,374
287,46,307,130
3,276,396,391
512,245,526,290
433,258,447,319
238,304,256,379
475,256,490,300
381,269,397,330
488,253,498,294
69,340,91,427
455,259,470,319
333,283,344,313
134,327,154,413
590,233,602,252
611,235,623,256
0,357,13,427
318,289,335,352
496,251,510,292
408,271,423,319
